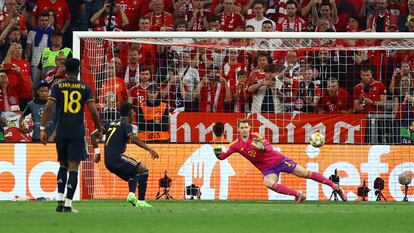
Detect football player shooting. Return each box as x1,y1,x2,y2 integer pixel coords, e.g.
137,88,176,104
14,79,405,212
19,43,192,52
40,58,103,213
214,119,347,203
90,102,159,208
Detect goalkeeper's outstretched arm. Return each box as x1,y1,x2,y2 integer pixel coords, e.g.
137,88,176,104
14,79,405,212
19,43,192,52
214,144,236,160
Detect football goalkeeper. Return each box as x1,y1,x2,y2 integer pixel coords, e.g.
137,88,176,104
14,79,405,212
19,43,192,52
214,118,347,203
91,102,159,207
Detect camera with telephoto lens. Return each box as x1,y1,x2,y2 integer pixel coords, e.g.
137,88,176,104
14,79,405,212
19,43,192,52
107,0,116,9
209,76,221,82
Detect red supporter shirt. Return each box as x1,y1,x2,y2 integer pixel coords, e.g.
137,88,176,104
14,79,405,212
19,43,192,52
219,12,244,31
0,86,19,111
276,15,307,32
217,132,285,172
100,77,128,108
33,0,71,30
145,11,174,31
4,58,31,99
353,80,387,113
117,0,142,31
0,12,27,32
94,13,124,31
222,62,243,87
321,88,352,113
129,84,147,107
198,82,228,112
186,9,212,31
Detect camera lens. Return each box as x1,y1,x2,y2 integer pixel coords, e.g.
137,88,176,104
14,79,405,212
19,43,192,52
272,77,276,81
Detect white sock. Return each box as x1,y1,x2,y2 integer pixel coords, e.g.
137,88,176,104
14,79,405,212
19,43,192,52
57,193,64,201
64,199,72,207
129,192,135,196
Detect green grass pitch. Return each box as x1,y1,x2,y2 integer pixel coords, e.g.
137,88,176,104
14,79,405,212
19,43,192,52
0,200,413,233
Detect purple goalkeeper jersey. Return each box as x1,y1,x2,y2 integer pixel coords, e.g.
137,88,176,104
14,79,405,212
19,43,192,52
217,132,285,172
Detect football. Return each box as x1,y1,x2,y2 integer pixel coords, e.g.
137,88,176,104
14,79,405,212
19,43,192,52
21,118,34,133
310,132,325,148
398,171,412,185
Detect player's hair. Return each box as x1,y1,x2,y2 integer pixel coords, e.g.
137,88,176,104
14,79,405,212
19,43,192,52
237,118,250,127
120,102,133,117
65,58,80,74
213,122,224,137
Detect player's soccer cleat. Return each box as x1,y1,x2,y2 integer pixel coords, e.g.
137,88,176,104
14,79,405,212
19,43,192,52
137,200,153,208
336,188,348,202
62,206,78,213
56,201,64,212
295,192,306,203
127,193,138,206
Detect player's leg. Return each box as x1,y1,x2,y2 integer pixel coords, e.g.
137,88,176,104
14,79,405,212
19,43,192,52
55,138,68,212
63,161,80,212
292,164,347,201
263,173,305,203
136,163,152,207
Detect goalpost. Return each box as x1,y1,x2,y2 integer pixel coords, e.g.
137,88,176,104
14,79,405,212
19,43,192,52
73,31,414,201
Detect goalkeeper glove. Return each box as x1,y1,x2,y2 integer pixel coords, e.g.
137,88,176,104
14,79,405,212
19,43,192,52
213,147,223,158
252,138,265,151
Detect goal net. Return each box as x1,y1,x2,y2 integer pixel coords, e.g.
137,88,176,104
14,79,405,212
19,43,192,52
75,31,414,201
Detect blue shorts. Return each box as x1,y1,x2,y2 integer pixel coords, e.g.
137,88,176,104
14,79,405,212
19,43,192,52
105,155,140,181
262,157,297,176
56,137,87,163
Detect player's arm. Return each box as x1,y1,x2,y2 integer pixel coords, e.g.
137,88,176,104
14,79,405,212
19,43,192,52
40,99,56,145
214,143,237,160
90,126,105,163
18,105,31,130
129,133,159,160
252,133,272,151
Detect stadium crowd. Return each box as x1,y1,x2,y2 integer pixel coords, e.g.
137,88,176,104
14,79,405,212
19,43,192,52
0,0,414,143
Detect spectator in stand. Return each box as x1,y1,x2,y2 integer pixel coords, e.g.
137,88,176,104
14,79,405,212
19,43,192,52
32,0,71,34
0,0,27,37
26,12,52,81
43,53,67,85
173,0,193,19
137,84,170,142
123,48,140,90
3,42,31,110
100,61,128,109
171,19,194,54
129,66,152,108
162,68,186,112
335,0,357,32
222,49,244,88
187,0,211,31
0,68,20,111
37,29,72,78
231,70,250,113
312,48,340,89
90,1,129,31
389,61,413,95
177,50,200,111
138,16,151,31
249,51,271,84
319,78,353,113
315,16,334,31
19,80,57,142
312,0,339,31
193,65,232,112
393,75,413,113
265,0,288,24
245,0,275,32
353,65,387,113
219,0,245,31
0,25,22,63
117,0,143,31
290,66,321,113
80,0,103,31
253,20,282,49
207,15,222,31
144,0,174,31
283,50,301,78
367,0,398,32
155,45,179,83
277,0,307,32
248,64,285,113
398,0,414,32
100,92,121,125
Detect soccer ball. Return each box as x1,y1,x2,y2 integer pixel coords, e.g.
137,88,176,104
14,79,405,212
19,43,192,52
21,118,34,133
310,132,325,148
398,171,412,185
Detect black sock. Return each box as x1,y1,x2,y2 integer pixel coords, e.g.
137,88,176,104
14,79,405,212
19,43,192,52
128,175,138,193
66,170,78,200
138,174,148,201
57,166,68,196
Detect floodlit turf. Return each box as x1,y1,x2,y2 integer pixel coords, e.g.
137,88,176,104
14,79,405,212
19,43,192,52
0,200,413,233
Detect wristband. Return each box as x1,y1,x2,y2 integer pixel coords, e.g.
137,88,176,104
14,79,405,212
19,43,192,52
40,126,46,131
94,148,100,154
